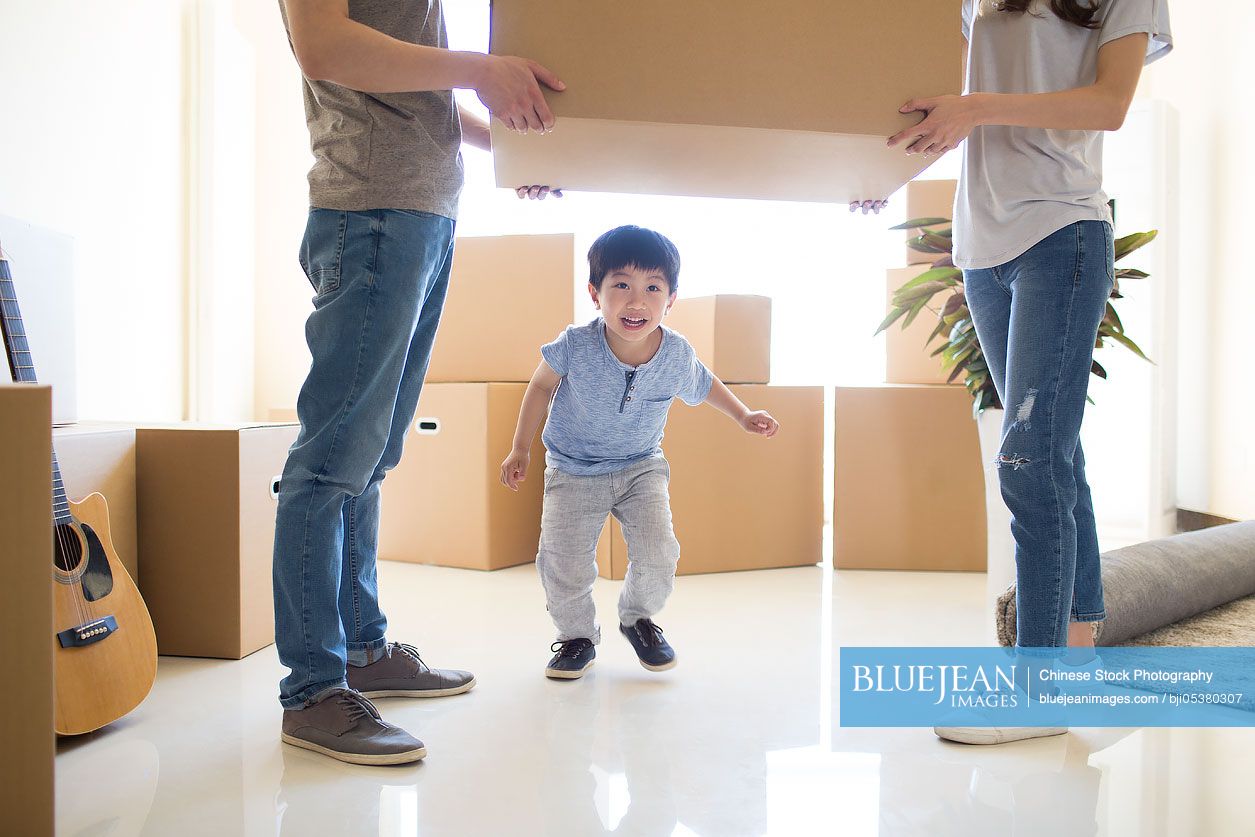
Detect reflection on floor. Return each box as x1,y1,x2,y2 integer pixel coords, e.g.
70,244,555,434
56,562,1255,836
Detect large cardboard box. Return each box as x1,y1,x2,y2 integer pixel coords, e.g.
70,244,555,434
834,386,985,571
380,383,546,570
884,265,954,387
426,234,579,383
597,386,824,580
0,384,54,837
490,1,962,203
665,295,771,385
902,179,956,265
53,423,138,581
136,423,299,659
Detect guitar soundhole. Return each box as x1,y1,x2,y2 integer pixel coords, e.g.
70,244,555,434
54,523,84,572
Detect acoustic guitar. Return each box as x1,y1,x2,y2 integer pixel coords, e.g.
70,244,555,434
0,246,157,735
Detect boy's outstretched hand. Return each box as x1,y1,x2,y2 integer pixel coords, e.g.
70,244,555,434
500,447,530,491
741,410,780,437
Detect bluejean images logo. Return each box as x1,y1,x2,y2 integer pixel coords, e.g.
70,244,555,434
839,647,1255,728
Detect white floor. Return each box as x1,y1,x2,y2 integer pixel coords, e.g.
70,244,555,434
56,561,1255,837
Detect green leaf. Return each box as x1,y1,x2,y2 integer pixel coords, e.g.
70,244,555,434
892,267,962,295
901,297,931,329
1104,329,1153,362
888,216,951,231
921,232,953,252
907,236,950,255
941,292,967,318
894,280,951,305
874,305,910,335
1102,302,1124,334
1114,230,1158,261
1115,268,1149,279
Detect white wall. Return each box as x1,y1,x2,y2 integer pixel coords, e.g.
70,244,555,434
0,1,188,421
1138,2,1254,521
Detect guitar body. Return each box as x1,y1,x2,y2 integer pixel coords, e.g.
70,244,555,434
52,492,157,736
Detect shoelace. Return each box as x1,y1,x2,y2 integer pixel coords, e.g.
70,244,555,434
551,638,592,658
634,620,664,648
333,689,382,723
389,642,432,672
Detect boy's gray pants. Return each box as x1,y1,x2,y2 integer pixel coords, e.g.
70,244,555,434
537,457,680,644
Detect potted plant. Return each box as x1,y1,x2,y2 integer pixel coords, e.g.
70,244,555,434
877,217,1158,610
877,217,1157,416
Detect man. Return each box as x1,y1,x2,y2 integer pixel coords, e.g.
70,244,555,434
274,0,562,765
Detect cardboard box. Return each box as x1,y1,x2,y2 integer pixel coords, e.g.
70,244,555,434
902,179,956,265
53,423,138,581
426,234,579,382
834,386,985,571
597,386,824,580
0,384,54,837
380,384,546,570
489,1,962,203
136,423,299,658
665,295,771,384
884,265,954,387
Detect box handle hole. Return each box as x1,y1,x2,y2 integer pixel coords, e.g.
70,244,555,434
415,418,441,435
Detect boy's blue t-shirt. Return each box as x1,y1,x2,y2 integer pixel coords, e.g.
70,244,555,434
540,318,714,476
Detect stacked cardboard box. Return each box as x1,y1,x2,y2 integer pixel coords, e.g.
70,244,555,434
858,180,986,571
380,235,580,570
833,386,985,571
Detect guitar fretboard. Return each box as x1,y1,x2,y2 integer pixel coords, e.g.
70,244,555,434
1,256,73,525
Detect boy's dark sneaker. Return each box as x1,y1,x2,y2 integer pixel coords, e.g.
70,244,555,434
545,638,596,680
619,619,676,672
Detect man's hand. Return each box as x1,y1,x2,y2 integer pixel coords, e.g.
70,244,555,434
849,199,889,215
500,447,531,491
475,54,565,134
741,410,780,438
516,185,563,200
888,94,978,157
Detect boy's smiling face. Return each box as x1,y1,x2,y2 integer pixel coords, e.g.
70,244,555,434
589,265,677,349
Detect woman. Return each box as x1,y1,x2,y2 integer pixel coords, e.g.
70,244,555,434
888,0,1172,745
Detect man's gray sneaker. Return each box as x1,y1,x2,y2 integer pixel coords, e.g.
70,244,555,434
281,688,426,765
346,642,477,698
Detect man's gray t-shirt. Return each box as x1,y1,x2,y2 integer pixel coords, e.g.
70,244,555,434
279,0,464,219
540,319,714,476
954,0,1172,269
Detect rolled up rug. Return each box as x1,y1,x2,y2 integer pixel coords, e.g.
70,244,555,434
996,521,1255,647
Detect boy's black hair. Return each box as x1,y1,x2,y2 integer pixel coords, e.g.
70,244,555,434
587,225,681,295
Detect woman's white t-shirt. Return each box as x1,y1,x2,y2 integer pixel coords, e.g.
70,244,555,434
953,0,1173,270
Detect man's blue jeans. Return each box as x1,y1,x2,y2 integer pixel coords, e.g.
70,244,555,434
273,208,455,708
964,220,1113,654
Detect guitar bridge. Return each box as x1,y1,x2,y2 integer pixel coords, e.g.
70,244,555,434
57,616,118,648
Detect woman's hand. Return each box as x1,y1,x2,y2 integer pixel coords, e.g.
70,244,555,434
515,185,563,200
849,199,889,215
888,94,982,157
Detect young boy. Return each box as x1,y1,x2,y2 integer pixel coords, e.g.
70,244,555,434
499,225,780,679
